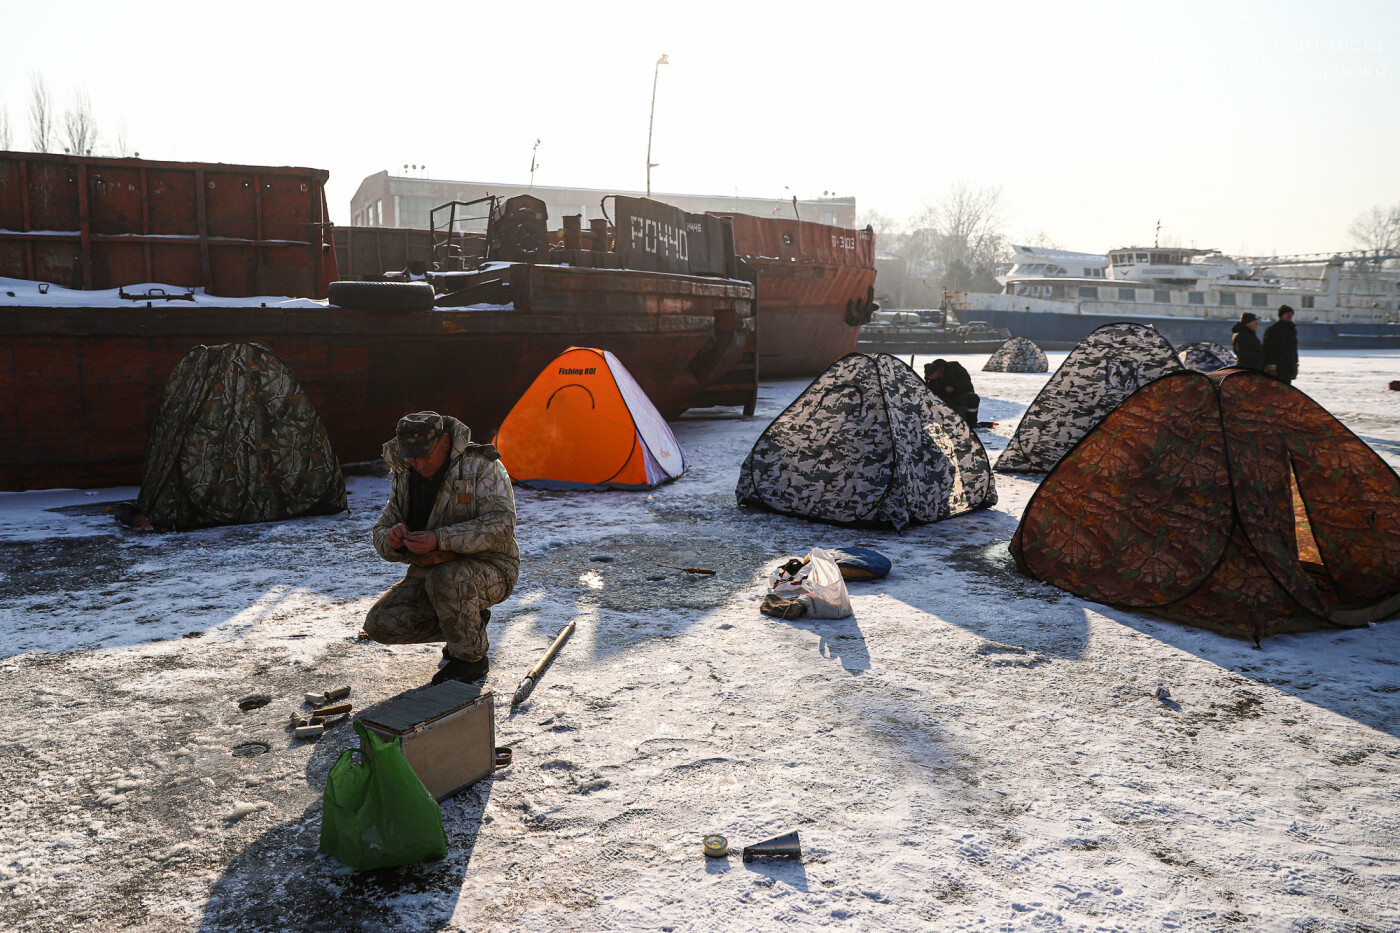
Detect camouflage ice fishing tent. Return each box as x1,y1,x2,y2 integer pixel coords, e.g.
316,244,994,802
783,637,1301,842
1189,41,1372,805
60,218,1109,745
1178,341,1236,372
735,353,997,529
983,337,1049,373
1011,370,1400,640
996,322,1183,473
137,343,347,531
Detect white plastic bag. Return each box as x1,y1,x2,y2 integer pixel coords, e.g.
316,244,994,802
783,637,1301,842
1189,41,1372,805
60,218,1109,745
767,548,852,619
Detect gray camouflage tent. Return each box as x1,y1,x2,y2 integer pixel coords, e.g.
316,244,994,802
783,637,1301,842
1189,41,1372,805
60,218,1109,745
983,336,1049,373
136,343,347,531
1178,341,1236,372
996,323,1183,473
736,353,997,528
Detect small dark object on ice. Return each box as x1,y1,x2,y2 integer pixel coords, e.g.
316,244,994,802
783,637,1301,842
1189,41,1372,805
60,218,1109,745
1155,686,1171,701
742,830,801,862
682,567,715,575
304,685,351,706
760,593,807,619
237,694,271,711
111,501,152,531
1390,380,1400,391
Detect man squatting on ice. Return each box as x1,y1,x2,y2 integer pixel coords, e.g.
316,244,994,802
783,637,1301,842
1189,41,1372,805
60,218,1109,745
363,411,520,685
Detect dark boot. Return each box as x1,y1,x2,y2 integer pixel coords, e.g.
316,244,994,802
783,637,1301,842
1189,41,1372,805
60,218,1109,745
432,654,489,686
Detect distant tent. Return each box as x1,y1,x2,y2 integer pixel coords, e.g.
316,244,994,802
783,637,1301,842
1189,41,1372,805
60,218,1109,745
983,336,1049,373
1178,341,1236,372
997,322,1183,473
736,353,996,528
137,343,346,531
494,347,687,490
1012,370,1400,639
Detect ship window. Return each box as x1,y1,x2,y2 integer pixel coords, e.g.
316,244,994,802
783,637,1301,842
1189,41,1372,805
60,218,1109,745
1136,252,1149,262
1301,295,1314,308
1252,293,1268,307
1118,288,1136,301
1151,253,1168,264
1154,290,1170,303
1188,291,1205,305
1079,286,1099,299
1221,292,1236,306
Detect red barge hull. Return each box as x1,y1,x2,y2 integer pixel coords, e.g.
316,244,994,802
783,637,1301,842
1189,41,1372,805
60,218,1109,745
0,159,758,491
714,213,876,378
0,263,755,491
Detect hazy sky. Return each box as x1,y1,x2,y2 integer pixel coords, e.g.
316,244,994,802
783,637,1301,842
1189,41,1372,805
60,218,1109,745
2,0,1397,255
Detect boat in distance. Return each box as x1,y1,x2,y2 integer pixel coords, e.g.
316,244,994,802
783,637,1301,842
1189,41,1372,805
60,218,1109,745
951,243,1400,349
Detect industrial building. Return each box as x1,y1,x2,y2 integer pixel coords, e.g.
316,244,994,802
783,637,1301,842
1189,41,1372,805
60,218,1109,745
349,170,857,231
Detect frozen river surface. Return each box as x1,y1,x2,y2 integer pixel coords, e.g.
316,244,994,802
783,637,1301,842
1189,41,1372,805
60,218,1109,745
1,351,1398,932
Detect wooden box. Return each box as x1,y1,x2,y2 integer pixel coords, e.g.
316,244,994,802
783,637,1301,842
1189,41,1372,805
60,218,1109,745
359,681,496,800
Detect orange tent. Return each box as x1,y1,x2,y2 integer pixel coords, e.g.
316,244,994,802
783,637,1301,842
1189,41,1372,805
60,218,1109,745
495,347,688,490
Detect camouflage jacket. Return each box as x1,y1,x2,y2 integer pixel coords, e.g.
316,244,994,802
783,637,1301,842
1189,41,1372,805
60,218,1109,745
372,416,520,573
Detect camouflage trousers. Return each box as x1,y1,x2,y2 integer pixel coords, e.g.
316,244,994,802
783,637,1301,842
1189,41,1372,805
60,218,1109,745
363,558,516,661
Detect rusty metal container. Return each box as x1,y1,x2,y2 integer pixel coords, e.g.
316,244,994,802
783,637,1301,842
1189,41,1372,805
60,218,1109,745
711,212,877,377
0,151,336,298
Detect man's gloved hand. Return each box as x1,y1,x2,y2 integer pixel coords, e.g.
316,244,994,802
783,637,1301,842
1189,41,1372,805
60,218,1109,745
1264,364,1279,377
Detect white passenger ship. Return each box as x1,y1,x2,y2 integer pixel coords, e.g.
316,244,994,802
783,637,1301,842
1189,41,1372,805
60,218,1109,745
948,244,1400,348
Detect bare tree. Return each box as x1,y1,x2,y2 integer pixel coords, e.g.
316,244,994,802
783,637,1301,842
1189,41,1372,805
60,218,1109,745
1019,229,1062,250
904,182,1010,292
28,72,53,152
0,102,11,150
1348,204,1400,255
62,87,98,155
112,119,132,157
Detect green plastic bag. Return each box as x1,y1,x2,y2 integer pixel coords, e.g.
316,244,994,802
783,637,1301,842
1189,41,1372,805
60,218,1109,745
319,721,448,869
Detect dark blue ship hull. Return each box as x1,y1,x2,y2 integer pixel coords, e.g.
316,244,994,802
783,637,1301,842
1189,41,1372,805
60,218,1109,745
969,308,1400,350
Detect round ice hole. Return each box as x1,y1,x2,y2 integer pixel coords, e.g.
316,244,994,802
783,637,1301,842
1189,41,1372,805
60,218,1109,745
231,741,270,758
237,694,271,711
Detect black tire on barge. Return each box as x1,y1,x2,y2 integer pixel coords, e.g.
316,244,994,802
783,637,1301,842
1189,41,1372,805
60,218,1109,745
328,281,436,312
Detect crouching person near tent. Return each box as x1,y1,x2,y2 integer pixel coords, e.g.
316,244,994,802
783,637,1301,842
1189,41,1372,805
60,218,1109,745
364,412,520,685
924,359,980,427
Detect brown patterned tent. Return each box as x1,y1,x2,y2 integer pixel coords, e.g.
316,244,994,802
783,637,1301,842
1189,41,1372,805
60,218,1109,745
1011,369,1400,640
137,343,347,531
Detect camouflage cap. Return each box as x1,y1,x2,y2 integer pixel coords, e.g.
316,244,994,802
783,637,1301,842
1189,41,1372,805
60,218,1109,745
396,411,445,458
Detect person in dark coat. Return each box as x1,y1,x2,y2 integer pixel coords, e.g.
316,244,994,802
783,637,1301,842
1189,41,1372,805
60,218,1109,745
1262,304,1299,384
924,358,980,427
1231,312,1264,371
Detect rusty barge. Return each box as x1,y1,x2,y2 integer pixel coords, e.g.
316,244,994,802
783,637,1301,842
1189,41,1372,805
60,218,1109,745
712,212,876,378
0,153,756,491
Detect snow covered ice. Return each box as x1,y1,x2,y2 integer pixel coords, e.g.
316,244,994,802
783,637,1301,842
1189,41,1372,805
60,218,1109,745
1,351,1398,932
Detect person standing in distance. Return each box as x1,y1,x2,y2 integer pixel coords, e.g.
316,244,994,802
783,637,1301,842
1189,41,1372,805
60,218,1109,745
1262,304,1299,384
1231,312,1264,372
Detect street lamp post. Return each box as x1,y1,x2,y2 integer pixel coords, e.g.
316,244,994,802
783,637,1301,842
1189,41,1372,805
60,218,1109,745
646,53,669,198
